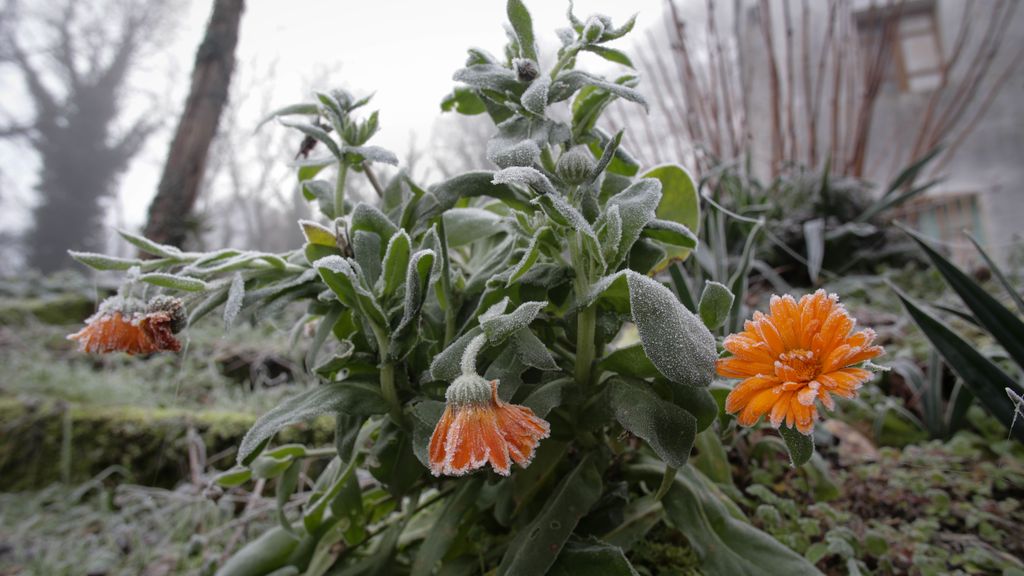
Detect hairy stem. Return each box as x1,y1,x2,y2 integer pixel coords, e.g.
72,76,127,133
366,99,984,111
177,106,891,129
334,162,349,217
575,304,596,391
379,362,402,425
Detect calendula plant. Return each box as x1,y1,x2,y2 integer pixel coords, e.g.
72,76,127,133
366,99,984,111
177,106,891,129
66,2,886,574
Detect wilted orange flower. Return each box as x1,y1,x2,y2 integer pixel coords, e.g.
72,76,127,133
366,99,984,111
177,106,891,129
717,290,884,434
68,296,184,355
429,374,550,477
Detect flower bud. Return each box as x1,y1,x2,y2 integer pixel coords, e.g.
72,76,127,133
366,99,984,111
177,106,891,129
513,58,539,82
556,145,596,185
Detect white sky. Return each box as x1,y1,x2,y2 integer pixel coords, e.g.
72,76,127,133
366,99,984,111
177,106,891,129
0,0,663,233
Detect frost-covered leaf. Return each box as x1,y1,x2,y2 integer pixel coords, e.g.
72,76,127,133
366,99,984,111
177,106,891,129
314,256,387,329
256,102,319,129
237,381,388,464
549,70,647,111
342,145,398,166
488,138,541,169
598,344,660,379
522,376,571,417
432,171,530,212
68,251,143,271
644,165,700,269
492,166,557,196
521,76,550,115
453,64,520,92
698,281,734,331
223,273,245,328
481,300,547,344
380,230,411,298
627,272,716,387
214,466,252,488
430,326,484,381
279,118,341,158
581,45,634,69
605,179,662,267
301,180,335,218
514,328,559,370
610,378,696,468
548,538,641,576
297,156,336,185
778,425,814,467
352,230,382,290
600,205,623,263
642,219,697,248
392,249,435,347
507,0,539,62
350,203,398,243
443,207,505,247
299,219,336,247
117,229,184,259
508,226,552,285
139,273,208,292
499,454,603,576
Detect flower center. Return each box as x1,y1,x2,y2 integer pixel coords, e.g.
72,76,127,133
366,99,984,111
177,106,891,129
774,349,819,383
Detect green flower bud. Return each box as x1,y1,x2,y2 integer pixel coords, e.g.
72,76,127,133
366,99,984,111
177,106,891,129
556,146,596,185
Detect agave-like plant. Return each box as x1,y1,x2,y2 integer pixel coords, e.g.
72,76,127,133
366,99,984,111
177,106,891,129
62,2,872,574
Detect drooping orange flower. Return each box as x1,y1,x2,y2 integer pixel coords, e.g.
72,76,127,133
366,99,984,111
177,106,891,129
68,296,183,355
429,375,550,477
717,290,884,434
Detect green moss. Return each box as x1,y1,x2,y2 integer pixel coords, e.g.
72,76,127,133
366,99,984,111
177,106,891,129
628,525,703,575
0,397,333,491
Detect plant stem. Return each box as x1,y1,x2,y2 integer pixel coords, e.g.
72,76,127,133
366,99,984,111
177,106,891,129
334,162,349,217
550,46,579,79
655,466,677,501
379,362,402,425
575,304,596,391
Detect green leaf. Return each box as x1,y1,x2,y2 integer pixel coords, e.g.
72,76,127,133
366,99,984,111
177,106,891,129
117,229,183,259
507,0,539,62
778,425,814,467
625,272,717,388
297,157,336,185
643,165,700,270
350,203,398,244
481,300,548,344
884,146,943,197
605,179,661,267
728,221,763,333
902,225,1024,370
498,454,603,576
410,479,483,576
431,171,530,212
279,118,341,159
653,465,823,576
640,219,697,249
508,226,552,285
580,45,634,68
215,526,299,576
214,466,252,488
431,327,484,382
256,102,318,129
68,251,143,271
549,71,647,112
393,249,435,341
139,273,208,292
441,87,487,115
237,381,388,464
443,207,505,247
314,256,388,329
599,344,660,379
966,232,1024,315
610,378,696,468
668,383,718,433
893,286,1024,441
380,230,411,298
299,220,336,247
522,377,571,417
698,281,734,330
548,538,640,575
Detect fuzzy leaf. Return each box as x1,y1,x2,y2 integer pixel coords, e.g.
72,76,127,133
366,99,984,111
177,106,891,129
432,171,530,212
778,425,814,466
380,230,411,298
507,0,539,61
521,76,550,115
68,251,143,271
698,281,734,330
444,207,505,247
237,381,388,464
605,179,662,266
139,273,207,292
350,203,398,244
610,379,696,468
299,220,336,247
522,377,571,417
643,165,700,269
493,166,557,196
117,229,183,259
548,539,640,576
549,70,647,111
481,300,547,344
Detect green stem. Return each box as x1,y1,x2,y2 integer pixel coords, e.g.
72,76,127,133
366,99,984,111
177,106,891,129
549,46,579,79
334,162,349,218
379,362,402,425
437,218,457,346
575,304,596,392
655,466,677,501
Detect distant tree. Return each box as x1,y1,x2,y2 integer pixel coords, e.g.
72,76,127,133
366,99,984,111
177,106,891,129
142,0,245,250
0,0,171,272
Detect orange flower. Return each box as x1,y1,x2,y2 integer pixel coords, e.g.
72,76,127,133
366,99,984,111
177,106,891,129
717,290,884,434
68,296,183,355
429,375,550,477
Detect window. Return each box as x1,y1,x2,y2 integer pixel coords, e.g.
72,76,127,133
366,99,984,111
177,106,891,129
891,192,985,267
856,1,944,93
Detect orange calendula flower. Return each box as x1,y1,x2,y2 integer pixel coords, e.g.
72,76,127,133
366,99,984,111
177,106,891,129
68,295,184,355
717,290,884,434
429,373,550,477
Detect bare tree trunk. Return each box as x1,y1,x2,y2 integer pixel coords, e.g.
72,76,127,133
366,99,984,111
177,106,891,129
143,0,244,248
